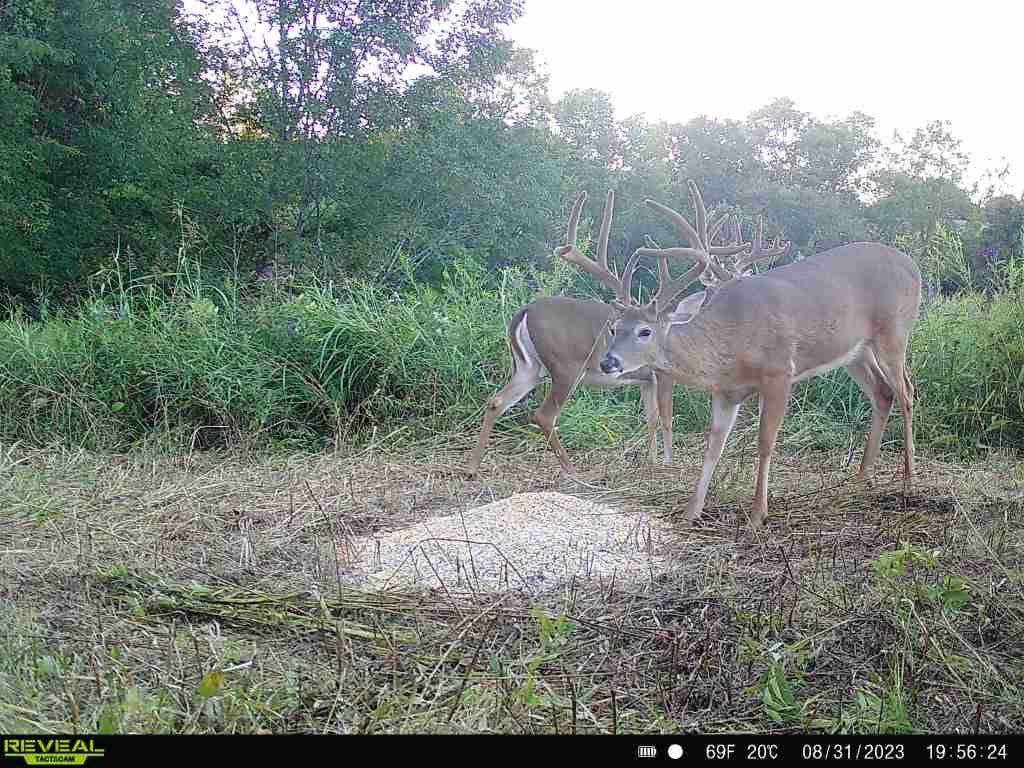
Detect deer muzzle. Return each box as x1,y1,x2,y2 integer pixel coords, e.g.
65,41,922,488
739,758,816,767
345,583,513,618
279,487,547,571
599,353,622,375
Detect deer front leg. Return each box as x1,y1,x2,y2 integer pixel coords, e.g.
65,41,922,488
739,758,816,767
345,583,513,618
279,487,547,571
656,371,674,465
685,394,741,523
640,379,659,464
750,376,792,529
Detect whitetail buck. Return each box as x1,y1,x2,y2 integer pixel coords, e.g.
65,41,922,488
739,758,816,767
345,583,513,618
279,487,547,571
593,180,922,528
464,189,749,477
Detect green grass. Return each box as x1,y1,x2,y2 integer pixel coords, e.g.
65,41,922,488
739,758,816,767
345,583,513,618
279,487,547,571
1,255,1022,459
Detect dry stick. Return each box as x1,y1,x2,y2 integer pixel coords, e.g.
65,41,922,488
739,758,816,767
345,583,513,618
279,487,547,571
610,686,618,734
446,614,498,724
566,662,578,735
419,594,512,716
415,544,460,610
379,538,536,597
305,480,344,598
456,500,481,594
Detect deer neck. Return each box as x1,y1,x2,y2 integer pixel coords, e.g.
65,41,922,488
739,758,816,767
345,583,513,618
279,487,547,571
654,313,727,390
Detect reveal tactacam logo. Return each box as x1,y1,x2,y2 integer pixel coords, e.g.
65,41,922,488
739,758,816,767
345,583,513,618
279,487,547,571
3,739,105,766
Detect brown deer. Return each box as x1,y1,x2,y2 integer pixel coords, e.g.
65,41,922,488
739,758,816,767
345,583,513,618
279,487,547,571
592,180,922,528
464,189,749,477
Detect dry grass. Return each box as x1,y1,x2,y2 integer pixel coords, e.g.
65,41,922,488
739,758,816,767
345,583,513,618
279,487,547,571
1,428,1022,734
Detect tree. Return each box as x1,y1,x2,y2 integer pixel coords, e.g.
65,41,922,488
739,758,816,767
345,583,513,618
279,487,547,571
0,0,219,303
198,0,530,270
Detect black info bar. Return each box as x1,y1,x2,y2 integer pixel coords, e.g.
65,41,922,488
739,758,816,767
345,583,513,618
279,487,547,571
1,734,1016,765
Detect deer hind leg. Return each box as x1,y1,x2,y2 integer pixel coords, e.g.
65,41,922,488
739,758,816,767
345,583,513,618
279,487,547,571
656,372,675,465
846,349,895,481
750,376,792,529
869,332,916,486
685,394,741,524
464,319,544,478
532,373,579,474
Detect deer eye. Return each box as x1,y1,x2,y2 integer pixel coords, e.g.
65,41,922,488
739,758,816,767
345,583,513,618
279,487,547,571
638,328,652,339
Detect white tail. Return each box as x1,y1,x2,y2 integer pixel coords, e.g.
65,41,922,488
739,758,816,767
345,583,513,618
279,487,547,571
592,180,922,528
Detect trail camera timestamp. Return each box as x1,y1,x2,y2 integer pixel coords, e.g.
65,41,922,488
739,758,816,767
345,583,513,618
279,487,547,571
926,744,1008,760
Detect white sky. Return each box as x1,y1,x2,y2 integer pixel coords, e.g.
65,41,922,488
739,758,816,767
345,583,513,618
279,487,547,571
508,0,1024,197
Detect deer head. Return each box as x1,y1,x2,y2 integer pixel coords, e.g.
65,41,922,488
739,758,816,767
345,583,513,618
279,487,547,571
598,183,793,377
598,181,725,376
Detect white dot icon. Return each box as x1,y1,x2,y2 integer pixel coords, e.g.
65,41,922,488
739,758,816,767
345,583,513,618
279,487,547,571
668,744,683,760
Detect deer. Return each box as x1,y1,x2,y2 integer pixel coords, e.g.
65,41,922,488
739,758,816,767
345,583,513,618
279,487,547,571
589,179,922,529
464,188,750,478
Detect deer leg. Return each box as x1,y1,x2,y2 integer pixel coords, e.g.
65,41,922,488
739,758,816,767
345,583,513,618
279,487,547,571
640,379,659,464
656,372,674,465
685,394,741,523
464,361,542,477
899,366,916,484
532,376,578,474
750,376,792,529
846,351,895,480
871,335,916,485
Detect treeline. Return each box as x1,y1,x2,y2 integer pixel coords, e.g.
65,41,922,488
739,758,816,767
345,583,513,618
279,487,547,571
2,0,1022,311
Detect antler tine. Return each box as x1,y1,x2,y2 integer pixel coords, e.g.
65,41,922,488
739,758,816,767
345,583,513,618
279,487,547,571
631,179,725,311
734,214,791,274
643,201,705,257
689,180,709,252
653,252,709,310
707,211,729,246
596,190,614,271
554,190,625,296
627,244,708,308
618,247,644,305
691,210,741,283
709,213,751,258
565,190,586,246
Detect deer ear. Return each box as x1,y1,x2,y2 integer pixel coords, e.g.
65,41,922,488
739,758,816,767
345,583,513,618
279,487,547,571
667,291,706,326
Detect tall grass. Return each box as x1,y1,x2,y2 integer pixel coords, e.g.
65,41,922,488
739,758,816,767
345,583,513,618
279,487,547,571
1,250,1022,457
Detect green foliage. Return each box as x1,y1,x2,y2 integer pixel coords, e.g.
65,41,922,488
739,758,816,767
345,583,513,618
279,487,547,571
1,251,1023,456
870,541,975,618
4,0,1024,309
909,290,1024,453
1,0,1023,467
0,0,220,302
807,676,915,735
760,662,800,724
197,670,225,700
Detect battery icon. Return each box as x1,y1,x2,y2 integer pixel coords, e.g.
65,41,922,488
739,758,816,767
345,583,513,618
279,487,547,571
637,746,657,758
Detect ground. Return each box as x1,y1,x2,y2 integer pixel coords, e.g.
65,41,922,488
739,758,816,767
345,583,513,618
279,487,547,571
2,425,1022,734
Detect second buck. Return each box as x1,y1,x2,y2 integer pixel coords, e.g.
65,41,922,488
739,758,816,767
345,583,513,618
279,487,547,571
465,189,746,477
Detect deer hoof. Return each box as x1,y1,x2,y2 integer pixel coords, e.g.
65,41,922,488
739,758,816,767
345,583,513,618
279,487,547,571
682,504,703,525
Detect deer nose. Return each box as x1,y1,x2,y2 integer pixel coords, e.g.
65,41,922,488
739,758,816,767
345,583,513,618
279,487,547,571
600,354,621,374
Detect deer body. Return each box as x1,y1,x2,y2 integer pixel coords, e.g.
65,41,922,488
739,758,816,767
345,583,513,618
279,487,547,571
577,181,921,529
642,243,922,392
464,294,675,477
